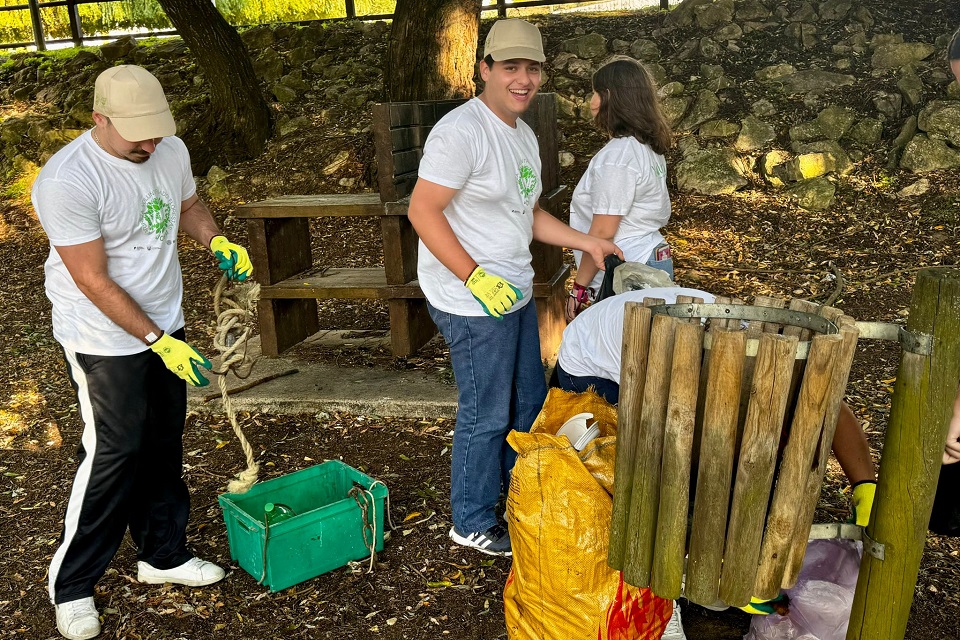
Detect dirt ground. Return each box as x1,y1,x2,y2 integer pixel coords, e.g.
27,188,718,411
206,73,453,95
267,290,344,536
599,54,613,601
3,177,959,638
3,2,960,639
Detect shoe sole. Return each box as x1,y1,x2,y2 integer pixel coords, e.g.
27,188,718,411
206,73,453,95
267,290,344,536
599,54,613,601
137,572,224,587
56,621,100,640
448,527,512,557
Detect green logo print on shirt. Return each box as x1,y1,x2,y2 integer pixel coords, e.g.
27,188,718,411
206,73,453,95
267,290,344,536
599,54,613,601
516,160,538,207
140,190,173,241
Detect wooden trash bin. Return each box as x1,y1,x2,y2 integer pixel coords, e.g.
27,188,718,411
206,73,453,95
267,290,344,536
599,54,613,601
607,295,860,608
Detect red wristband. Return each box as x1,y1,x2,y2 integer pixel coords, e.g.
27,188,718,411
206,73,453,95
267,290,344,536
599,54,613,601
571,283,593,304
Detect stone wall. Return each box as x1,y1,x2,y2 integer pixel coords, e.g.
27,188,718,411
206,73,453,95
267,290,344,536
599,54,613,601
1,0,957,211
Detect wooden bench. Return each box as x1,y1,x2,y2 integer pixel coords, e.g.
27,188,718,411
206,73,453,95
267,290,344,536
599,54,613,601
237,94,569,360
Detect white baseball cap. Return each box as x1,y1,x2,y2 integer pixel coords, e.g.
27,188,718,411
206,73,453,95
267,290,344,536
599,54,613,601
484,19,545,63
93,65,176,141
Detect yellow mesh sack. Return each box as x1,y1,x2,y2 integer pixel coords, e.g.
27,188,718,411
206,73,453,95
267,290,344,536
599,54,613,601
504,388,671,639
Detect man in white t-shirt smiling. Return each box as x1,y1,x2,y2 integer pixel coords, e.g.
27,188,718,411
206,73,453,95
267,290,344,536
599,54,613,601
32,65,252,640
408,19,622,556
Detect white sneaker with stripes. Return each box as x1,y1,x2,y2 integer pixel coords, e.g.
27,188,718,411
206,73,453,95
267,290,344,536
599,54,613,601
448,524,512,556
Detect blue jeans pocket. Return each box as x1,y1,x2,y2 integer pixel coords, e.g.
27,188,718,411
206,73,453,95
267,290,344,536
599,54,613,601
646,242,675,281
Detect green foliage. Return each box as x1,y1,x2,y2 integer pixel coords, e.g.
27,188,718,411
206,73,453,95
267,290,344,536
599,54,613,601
3,162,39,206
871,170,896,193
0,0,396,46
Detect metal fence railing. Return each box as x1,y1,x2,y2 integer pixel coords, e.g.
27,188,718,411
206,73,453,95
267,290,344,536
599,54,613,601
0,0,670,52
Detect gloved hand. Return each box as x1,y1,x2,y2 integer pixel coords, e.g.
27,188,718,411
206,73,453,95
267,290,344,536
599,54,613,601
210,235,253,281
464,266,523,319
149,332,213,387
739,594,790,616
852,480,877,527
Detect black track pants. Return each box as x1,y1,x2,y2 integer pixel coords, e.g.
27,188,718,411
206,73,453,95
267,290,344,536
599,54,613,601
49,329,193,604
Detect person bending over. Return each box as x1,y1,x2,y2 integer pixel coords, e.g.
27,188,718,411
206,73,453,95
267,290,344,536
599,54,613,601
33,65,251,640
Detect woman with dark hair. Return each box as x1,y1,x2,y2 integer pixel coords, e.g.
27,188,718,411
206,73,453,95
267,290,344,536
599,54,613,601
567,58,674,321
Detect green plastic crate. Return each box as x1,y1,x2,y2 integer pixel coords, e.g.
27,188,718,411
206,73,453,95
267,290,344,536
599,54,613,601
218,460,387,591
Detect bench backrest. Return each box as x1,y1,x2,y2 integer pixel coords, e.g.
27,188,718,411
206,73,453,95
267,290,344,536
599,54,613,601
371,94,562,203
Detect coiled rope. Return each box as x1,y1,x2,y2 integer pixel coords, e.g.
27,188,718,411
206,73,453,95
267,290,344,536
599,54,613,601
348,480,396,573
211,274,261,494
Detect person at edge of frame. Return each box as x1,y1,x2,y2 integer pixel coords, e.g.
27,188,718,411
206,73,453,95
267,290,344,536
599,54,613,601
32,65,252,640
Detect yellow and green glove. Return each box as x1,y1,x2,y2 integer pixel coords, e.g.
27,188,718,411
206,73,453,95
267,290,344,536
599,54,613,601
852,480,877,527
210,235,253,281
149,332,213,387
739,594,790,616
465,266,523,320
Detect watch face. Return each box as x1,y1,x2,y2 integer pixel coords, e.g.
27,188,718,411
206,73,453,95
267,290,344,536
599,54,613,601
146,332,159,344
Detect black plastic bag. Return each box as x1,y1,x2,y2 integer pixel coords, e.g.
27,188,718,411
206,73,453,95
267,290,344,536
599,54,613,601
930,462,960,537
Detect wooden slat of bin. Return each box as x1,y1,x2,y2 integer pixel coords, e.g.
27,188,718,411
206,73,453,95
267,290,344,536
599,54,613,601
235,194,387,218
610,303,653,571
686,329,746,606
623,313,677,587
754,333,843,598
718,332,798,607
782,318,860,587
692,296,736,494
651,320,704,598
737,297,788,469
781,298,821,431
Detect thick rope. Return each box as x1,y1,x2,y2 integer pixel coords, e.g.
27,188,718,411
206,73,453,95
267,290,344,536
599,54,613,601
212,274,261,493
348,480,395,573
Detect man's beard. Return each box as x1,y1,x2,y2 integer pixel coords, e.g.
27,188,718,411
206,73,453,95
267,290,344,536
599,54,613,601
127,151,151,164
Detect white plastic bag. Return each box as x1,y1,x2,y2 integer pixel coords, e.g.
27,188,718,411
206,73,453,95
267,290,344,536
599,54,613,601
743,539,862,640
612,262,675,293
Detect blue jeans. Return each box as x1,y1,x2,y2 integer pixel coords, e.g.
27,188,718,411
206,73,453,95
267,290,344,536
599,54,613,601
550,362,621,405
646,241,675,281
428,300,547,534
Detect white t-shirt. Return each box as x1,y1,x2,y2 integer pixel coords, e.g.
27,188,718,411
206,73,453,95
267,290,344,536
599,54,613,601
416,98,542,316
32,131,196,356
557,287,715,384
570,136,671,289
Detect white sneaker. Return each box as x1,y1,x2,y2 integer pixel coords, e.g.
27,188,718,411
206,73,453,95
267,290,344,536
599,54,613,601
448,524,513,556
55,596,100,640
137,557,225,587
662,600,687,640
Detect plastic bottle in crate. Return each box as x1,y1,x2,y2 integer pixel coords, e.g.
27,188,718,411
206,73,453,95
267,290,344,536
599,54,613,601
264,502,296,525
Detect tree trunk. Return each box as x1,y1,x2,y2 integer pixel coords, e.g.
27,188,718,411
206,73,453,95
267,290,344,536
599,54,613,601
156,0,271,174
386,0,481,101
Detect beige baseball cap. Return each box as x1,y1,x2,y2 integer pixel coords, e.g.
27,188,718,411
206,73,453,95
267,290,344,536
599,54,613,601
484,19,545,63
93,65,176,141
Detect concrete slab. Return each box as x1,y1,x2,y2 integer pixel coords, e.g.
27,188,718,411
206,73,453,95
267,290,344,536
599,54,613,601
188,332,458,419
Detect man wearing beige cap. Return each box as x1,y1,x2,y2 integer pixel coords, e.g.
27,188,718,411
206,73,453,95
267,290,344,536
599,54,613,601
407,19,621,556
32,65,250,640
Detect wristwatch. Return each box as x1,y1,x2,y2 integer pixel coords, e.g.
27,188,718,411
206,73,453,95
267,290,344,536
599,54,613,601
145,331,163,345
